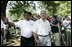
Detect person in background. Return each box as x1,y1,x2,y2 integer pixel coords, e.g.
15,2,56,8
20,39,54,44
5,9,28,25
47,16,50,22
1,16,8,46
1,17,5,46
50,15,61,46
62,15,71,46
49,16,53,23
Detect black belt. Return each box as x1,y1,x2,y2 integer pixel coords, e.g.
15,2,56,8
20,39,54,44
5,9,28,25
38,35,49,37
21,36,34,40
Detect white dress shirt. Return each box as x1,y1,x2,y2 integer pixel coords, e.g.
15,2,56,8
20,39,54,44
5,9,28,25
14,19,34,38
62,19,71,29
33,18,51,36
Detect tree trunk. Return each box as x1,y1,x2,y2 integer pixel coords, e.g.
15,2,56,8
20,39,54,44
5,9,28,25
1,1,8,17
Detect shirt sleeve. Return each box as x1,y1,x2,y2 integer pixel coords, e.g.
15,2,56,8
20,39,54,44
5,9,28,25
1,20,4,28
48,21,51,32
4,24,6,29
14,21,21,28
62,20,67,27
33,21,38,33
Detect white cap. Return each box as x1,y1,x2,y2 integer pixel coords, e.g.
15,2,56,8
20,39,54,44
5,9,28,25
50,16,52,18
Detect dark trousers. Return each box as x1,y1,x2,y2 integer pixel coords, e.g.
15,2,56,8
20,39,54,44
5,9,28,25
21,36,35,46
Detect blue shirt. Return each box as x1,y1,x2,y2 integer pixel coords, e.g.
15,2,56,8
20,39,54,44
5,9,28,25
51,19,59,34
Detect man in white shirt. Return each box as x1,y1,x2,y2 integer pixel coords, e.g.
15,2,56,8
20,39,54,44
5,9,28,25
62,15,71,46
62,16,71,29
33,10,52,46
7,12,35,46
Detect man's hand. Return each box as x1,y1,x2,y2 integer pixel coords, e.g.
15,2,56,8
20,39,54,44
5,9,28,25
35,39,40,44
69,22,71,24
49,32,53,41
50,23,53,26
50,35,53,40
33,32,40,44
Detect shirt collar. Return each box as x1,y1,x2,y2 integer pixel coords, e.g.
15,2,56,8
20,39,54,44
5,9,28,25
40,18,47,23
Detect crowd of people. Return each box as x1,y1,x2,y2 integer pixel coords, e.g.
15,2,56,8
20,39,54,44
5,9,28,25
1,10,71,46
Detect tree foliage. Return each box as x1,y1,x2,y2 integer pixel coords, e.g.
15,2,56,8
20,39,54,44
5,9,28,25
7,1,71,21
9,1,36,16
38,1,71,16
8,1,36,21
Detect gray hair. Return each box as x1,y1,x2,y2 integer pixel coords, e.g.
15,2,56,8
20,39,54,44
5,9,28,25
40,10,47,17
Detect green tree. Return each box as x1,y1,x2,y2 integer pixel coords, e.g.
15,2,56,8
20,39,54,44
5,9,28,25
8,1,36,21
38,1,71,16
